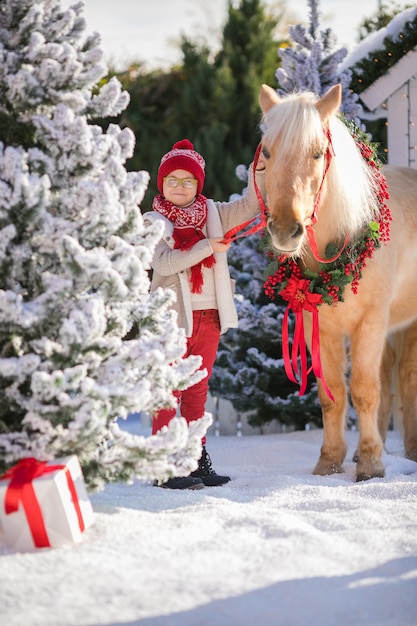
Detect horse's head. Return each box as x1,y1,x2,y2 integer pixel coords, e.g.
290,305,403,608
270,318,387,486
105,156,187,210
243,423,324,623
259,84,342,256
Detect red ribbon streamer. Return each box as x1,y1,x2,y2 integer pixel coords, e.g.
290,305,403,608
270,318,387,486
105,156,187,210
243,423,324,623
1,457,85,548
280,277,334,401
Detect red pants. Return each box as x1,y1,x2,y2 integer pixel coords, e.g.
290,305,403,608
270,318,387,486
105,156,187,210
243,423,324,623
152,309,221,445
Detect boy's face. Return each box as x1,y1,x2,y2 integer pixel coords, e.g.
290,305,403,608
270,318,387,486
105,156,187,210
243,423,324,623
162,169,198,207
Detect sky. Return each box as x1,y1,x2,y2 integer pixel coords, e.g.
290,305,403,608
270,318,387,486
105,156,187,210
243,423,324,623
2,418,417,625
61,0,383,70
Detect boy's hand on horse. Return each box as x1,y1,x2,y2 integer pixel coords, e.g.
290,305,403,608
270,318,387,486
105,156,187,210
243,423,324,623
255,150,266,171
210,237,231,253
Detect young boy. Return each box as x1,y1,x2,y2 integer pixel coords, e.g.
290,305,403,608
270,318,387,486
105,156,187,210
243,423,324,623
145,139,265,489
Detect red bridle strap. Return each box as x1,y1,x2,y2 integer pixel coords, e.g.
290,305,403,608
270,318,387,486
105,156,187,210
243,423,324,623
305,128,349,264
222,142,268,243
306,228,349,264
310,128,335,224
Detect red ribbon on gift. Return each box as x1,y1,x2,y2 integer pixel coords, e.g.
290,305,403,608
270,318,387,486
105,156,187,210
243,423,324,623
281,276,334,402
1,457,85,548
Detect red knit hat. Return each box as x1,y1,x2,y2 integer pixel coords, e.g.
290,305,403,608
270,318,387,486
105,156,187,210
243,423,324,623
157,139,205,194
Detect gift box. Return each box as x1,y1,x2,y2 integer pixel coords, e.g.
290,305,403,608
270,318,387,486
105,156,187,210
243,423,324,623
0,455,94,551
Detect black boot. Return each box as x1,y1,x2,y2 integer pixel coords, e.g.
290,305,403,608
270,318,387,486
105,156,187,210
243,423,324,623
154,476,204,490
190,446,231,486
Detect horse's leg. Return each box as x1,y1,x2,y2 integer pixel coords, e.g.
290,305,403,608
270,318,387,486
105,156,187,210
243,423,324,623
352,337,394,462
305,317,348,475
397,321,417,462
349,323,385,481
378,338,395,445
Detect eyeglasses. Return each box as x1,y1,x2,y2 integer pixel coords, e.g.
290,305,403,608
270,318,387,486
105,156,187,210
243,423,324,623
163,176,198,189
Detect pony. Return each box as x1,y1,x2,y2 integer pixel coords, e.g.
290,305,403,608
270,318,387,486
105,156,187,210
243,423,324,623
258,83,417,481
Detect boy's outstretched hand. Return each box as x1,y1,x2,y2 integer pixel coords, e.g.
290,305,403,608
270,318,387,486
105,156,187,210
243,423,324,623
255,149,266,171
210,237,232,253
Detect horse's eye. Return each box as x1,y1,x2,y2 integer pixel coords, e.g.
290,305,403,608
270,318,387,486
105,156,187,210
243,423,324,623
313,150,323,160
262,147,271,160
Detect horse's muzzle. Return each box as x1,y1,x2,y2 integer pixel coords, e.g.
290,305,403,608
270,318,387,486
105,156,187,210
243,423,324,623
267,217,304,254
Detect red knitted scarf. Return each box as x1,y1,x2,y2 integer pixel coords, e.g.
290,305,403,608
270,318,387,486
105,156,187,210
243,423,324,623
153,194,215,293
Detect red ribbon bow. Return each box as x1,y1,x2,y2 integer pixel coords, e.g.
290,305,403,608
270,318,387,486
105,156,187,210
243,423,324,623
280,276,334,401
1,457,85,548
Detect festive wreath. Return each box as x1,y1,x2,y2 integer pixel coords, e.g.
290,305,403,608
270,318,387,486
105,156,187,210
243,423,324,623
262,120,392,308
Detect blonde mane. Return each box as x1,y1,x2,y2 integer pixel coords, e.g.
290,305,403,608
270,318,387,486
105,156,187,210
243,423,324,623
261,90,379,237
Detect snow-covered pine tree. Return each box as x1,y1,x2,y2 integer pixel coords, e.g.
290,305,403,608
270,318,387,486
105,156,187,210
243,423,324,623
276,0,363,121
0,0,210,491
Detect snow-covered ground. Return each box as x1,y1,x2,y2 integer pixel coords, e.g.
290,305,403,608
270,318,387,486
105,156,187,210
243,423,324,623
2,418,417,626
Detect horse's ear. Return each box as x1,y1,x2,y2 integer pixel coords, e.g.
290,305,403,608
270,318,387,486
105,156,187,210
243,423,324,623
316,84,342,121
259,84,280,113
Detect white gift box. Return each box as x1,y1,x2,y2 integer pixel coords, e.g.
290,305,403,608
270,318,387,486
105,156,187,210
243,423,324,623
0,455,94,551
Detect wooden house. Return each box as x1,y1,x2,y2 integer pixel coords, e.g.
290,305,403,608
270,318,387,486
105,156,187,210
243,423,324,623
360,48,417,169
340,7,417,169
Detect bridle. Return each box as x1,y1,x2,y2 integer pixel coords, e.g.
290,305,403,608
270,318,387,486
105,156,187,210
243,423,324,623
223,128,348,264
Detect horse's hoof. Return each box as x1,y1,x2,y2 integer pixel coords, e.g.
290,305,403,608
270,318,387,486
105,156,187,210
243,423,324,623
356,461,385,482
312,460,344,476
356,471,384,482
405,448,417,463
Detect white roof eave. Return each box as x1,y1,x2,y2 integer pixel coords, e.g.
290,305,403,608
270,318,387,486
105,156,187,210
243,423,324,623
359,48,417,111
